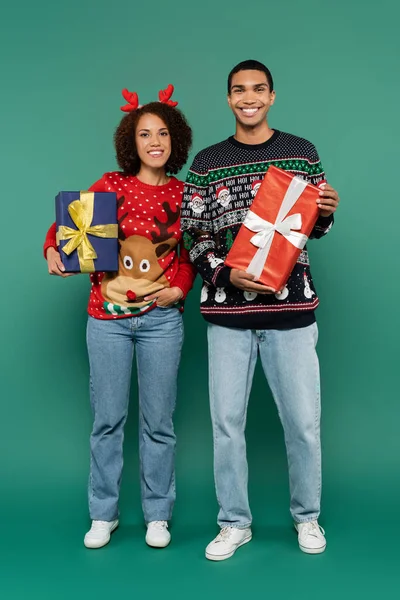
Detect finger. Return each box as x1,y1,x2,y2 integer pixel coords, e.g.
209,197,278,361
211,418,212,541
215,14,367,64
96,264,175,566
319,189,339,201
319,195,339,206
319,183,337,195
317,195,338,205
49,264,64,276
318,204,337,212
156,296,172,306
55,258,66,272
246,288,275,295
254,286,276,294
248,279,276,292
242,282,277,293
317,200,338,209
144,294,158,301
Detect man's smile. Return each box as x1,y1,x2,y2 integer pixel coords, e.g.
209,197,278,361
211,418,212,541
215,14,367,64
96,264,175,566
238,107,262,117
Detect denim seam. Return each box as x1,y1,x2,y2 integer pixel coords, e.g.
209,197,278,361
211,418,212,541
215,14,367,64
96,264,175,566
313,323,322,513
145,513,173,524
295,516,320,524
218,523,252,530
88,374,95,516
208,330,222,512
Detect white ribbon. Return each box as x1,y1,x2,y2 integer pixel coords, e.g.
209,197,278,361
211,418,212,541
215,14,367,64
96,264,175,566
244,176,310,280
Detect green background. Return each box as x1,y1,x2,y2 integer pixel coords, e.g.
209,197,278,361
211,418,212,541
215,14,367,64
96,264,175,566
1,0,399,597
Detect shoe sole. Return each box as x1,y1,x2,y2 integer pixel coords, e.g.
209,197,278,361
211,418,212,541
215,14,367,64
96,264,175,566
299,543,326,554
145,536,171,549
205,534,252,562
84,521,119,549
294,523,326,555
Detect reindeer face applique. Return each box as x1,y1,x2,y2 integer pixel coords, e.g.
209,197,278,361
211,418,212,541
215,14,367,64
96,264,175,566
101,198,180,307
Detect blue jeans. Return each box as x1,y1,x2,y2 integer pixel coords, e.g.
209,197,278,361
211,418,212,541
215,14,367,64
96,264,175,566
86,307,183,523
208,322,321,528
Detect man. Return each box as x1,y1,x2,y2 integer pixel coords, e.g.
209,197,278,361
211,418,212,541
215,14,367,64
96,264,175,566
181,60,339,561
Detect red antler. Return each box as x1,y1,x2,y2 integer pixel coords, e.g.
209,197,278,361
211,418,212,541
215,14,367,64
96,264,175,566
120,88,139,112
158,84,178,107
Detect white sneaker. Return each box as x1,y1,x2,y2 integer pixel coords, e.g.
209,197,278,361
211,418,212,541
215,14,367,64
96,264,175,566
295,520,326,554
84,519,119,549
145,521,171,548
205,527,252,561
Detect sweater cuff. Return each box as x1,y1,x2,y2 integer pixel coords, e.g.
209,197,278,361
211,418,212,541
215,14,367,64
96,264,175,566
170,276,191,300
174,285,187,301
315,214,334,227
43,239,57,259
213,265,232,288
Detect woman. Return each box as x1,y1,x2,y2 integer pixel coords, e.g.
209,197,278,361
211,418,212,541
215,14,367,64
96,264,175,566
44,85,196,549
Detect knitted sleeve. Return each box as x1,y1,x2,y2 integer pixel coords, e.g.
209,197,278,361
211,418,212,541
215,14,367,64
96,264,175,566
180,153,232,288
307,144,334,240
170,245,197,299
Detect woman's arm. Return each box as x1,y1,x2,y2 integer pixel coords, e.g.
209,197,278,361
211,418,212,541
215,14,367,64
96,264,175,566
43,175,107,274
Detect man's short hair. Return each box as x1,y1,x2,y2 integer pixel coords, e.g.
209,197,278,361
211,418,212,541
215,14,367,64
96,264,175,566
227,60,274,93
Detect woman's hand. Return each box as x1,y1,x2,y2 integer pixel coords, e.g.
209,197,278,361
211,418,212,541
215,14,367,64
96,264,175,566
46,247,75,277
144,286,184,307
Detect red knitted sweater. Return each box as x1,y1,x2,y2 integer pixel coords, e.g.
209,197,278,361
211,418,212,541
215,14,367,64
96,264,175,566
44,172,196,319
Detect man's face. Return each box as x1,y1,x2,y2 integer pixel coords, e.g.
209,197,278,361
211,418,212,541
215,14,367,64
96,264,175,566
228,70,275,128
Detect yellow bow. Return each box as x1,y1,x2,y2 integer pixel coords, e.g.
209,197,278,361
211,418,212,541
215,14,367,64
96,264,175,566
56,191,118,273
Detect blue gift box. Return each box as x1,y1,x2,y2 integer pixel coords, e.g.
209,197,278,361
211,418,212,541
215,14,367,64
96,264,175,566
55,191,119,273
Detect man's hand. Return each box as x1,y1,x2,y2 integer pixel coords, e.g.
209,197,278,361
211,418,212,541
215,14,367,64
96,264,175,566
46,247,75,277
144,286,184,307
317,184,340,217
230,269,276,294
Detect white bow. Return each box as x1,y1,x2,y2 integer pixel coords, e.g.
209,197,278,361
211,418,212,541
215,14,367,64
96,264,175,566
244,176,310,280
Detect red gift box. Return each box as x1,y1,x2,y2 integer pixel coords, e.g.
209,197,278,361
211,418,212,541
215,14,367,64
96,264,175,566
225,165,321,290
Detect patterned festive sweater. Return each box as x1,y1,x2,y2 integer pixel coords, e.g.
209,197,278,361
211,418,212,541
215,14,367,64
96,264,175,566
44,173,196,320
180,130,334,329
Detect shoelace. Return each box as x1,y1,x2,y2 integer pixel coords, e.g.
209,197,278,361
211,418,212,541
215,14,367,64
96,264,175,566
91,520,111,531
215,527,234,542
300,521,325,538
150,521,168,530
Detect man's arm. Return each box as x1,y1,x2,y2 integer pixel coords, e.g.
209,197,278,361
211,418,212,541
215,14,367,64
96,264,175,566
180,154,230,287
181,154,277,294
307,145,339,239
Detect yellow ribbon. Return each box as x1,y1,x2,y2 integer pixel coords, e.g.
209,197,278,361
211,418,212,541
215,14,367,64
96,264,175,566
56,191,118,273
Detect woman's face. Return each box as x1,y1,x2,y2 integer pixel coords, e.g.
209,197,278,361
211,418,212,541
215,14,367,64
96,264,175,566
135,113,171,170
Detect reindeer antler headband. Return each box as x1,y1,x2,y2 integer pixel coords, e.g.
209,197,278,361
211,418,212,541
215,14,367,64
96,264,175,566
120,84,178,112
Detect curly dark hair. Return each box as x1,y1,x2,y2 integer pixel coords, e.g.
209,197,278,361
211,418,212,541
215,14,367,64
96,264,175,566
114,102,192,176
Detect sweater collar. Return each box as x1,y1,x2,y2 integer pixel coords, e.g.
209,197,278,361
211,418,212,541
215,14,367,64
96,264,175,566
227,129,280,151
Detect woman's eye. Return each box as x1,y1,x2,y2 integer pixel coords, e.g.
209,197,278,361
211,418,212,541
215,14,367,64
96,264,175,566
123,256,134,269
139,259,150,272
160,131,169,136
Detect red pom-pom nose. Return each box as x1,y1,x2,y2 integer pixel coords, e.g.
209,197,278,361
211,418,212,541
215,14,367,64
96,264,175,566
127,290,137,301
